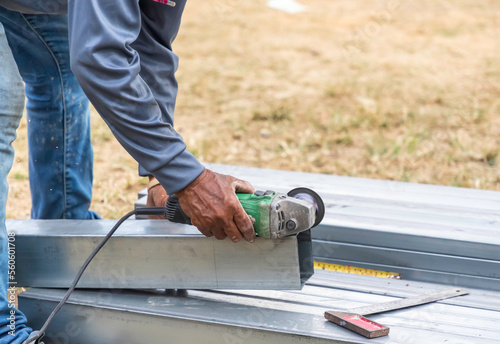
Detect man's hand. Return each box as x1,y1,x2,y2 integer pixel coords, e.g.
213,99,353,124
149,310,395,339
176,169,256,243
147,177,168,219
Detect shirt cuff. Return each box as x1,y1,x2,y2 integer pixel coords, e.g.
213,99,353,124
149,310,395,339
147,150,205,195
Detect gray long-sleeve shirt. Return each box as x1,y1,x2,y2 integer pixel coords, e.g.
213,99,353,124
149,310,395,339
0,0,205,194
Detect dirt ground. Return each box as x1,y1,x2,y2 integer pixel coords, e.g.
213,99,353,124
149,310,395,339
7,0,500,219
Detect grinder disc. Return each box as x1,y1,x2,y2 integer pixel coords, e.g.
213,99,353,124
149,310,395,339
287,187,325,228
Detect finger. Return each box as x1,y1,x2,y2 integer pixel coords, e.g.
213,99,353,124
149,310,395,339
212,227,227,240
152,193,168,219
197,227,214,238
158,192,169,207
223,221,243,243
152,193,168,220
147,188,166,219
146,195,154,208
146,187,157,208
233,179,255,194
190,218,213,238
233,203,255,242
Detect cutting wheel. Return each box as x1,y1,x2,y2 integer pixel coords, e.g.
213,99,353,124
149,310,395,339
287,187,325,228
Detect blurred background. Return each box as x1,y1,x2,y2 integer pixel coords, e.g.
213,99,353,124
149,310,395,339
7,0,500,219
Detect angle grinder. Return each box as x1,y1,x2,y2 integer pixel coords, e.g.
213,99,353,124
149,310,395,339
166,187,325,238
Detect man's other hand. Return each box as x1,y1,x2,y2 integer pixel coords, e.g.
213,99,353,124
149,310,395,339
176,169,256,243
147,178,168,219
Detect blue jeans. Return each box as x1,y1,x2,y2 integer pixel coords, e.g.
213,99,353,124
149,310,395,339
0,8,99,219
0,23,32,344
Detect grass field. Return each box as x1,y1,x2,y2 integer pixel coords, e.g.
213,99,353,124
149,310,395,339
7,0,500,219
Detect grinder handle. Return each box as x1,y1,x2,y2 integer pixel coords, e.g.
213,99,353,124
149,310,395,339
165,194,192,225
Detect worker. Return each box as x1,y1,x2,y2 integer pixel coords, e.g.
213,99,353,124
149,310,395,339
0,0,256,244
0,1,255,341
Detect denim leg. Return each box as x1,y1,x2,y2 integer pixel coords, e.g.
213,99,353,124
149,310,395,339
0,23,32,344
0,9,99,220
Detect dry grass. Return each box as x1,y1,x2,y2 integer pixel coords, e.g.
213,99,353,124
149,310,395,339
7,0,500,219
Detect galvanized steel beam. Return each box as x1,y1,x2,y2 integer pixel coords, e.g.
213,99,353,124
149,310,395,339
7,219,313,289
311,241,500,291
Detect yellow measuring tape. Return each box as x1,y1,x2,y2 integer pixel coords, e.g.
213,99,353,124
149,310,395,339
314,261,401,279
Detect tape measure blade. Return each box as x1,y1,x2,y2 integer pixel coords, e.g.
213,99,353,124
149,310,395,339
314,261,401,279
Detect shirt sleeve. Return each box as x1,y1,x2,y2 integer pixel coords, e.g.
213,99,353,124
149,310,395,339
67,0,205,194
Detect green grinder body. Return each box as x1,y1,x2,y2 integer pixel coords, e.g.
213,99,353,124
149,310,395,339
236,192,276,238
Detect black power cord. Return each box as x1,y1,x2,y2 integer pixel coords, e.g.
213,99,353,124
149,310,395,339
24,207,167,344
